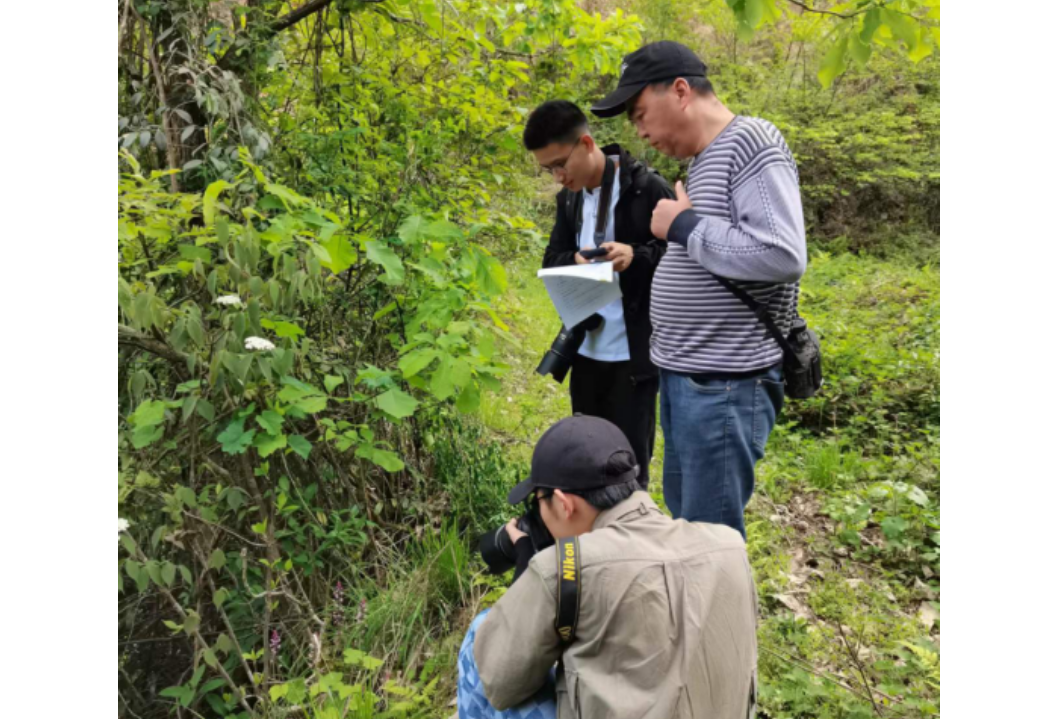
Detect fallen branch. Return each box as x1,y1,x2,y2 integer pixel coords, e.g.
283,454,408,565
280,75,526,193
119,324,189,368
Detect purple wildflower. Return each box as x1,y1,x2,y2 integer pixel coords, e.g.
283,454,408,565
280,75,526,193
269,629,282,656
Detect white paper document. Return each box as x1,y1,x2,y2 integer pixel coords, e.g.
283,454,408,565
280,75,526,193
537,261,623,328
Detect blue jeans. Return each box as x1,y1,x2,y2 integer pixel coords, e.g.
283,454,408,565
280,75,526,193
458,610,557,719
659,363,784,537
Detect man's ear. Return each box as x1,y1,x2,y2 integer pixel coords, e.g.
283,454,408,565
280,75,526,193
581,133,596,153
553,489,575,520
674,77,693,110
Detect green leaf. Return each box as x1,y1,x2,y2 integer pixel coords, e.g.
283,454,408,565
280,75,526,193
324,374,345,393
221,352,254,385
881,516,909,539
226,487,245,511
213,587,230,608
398,348,439,378
218,418,256,455
256,410,285,435
908,29,933,63
175,486,197,508
360,655,385,670
343,648,366,666
474,248,507,296
184,610,201,636
356,445,405,472
261,318,305,339
848,32,872,68
124,559,142,582
817,36,848,88
397,215,428,245
265,182,309,208
202,180,231,226
320,234,358,274
208,549,226,570
196,399,215,421
130,399,167,427
742,0,763,29
132,423,165,449
202,648,219,669
860,7,881,43
178,244,212,263
456,381,480,414
293,395,328,414
373,301,398,320
376,388,419,419
423,219,463,242
366,240,405,284
145,560,164,586
160,561,177,587
120,534,137,555
215,634,234,656
449,358,472,389
270,684,290,702
430,355,456,400
881,8,920,52
254,432,288,458
288,434,312,460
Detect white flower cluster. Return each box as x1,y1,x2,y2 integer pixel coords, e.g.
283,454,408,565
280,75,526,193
245,336,276,352
214,294,243,307
118,517,130,541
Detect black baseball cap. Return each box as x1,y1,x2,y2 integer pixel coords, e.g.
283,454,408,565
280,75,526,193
507,415,639,505
591,41,707,118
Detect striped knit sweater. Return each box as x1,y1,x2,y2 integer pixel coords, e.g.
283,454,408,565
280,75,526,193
651,115,807,374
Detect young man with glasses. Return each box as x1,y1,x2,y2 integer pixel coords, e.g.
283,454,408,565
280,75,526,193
523,100,673,489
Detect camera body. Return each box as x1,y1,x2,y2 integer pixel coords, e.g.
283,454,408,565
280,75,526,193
536,313,603,383
478,504,555,575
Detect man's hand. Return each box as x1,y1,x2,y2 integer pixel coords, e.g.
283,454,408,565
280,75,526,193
650,180,692,241
599,242,633,272
505,518,527,544
574,251,590,265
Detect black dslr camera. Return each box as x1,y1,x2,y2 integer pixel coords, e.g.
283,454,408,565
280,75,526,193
478,500,554,575
535,313,603,384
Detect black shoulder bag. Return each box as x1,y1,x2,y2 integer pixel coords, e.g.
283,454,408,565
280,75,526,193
712,275,823,400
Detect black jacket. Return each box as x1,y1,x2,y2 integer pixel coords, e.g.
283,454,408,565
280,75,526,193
542,143,674,379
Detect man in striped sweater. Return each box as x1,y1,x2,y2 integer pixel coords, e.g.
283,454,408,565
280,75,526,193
591,41,807,538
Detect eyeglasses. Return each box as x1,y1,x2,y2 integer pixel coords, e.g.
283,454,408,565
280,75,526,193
539,140,582,176
531,488,580,506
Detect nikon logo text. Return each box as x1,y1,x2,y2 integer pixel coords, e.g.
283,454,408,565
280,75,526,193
562,541,576,581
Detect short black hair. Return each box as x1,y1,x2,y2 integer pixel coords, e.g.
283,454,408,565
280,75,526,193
578,479,641,511
626,76,714,118
536,478,641,512
523,100,589,151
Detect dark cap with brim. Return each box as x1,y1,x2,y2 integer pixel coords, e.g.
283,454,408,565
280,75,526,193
591,41,707,118
507,415,639,505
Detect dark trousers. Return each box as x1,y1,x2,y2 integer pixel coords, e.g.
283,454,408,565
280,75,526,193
569,355,659,490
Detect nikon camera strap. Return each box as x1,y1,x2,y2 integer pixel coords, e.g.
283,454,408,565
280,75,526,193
567,156,617,248
554,536,582,646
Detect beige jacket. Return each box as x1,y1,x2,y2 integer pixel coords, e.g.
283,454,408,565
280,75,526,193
474,492,757,719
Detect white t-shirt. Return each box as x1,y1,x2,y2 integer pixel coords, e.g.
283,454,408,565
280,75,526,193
577,158,629,362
